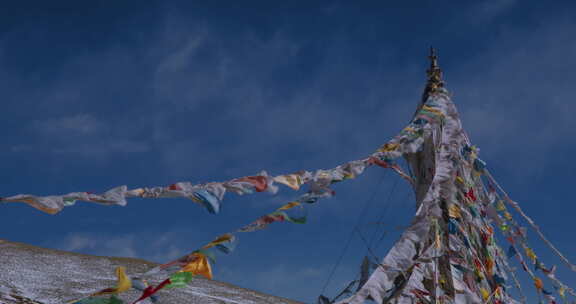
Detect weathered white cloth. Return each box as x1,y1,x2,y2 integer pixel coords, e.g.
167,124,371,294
336,90,522,304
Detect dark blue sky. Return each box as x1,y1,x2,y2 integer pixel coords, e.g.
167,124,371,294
2,1,576,302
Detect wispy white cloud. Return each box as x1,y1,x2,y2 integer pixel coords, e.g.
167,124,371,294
32,114,105,138
466,0,516,24
58,233,138,258
23,113,151,158
151,22,301,113
52,232,190,262
155,32,207,74
51,139,150,156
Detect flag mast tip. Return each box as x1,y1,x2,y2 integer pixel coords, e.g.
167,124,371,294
422,47,444,103
426,47,444,95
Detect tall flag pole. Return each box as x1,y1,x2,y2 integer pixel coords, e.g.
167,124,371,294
336,49,524,304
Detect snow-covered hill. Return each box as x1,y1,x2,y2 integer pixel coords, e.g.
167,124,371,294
0,239,302,304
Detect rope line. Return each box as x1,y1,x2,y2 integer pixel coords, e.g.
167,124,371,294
374,187,412,252
486,170,576,273
367,176,399,249
320,169,389,296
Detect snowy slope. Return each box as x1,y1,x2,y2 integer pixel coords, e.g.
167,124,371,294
0,239,302,304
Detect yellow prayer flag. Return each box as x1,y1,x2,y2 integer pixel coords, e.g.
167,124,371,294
277,201,300,211
403,126,415,133
448,204,461,218
480,288,490,301
455,176,465,185
435,232,441,249
559,286,566,298
421,105,444,117
475,269,484,280
525,247,537,263
91,266,132,296
114,266,132,293
344,170,357,179
378,143,399,153
202,234,233,250
496,200,506,212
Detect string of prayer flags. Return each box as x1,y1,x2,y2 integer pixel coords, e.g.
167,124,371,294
1,84,434,218
126,199,308,303
367,157,414,185
134,254,219,303
484,191,571,299
487,170,576,273
129,254,213,302
238,202,306,232
1,186,128,215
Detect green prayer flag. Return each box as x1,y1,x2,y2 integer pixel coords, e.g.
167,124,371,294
287,216,307,224
166,271,194,289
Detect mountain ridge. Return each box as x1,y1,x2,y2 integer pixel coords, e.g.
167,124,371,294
0,239,303,304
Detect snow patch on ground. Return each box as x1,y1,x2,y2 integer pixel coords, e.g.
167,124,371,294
0,239,302,304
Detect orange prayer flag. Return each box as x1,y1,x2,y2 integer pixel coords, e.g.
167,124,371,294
534,277,543,290
181,253,213,280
